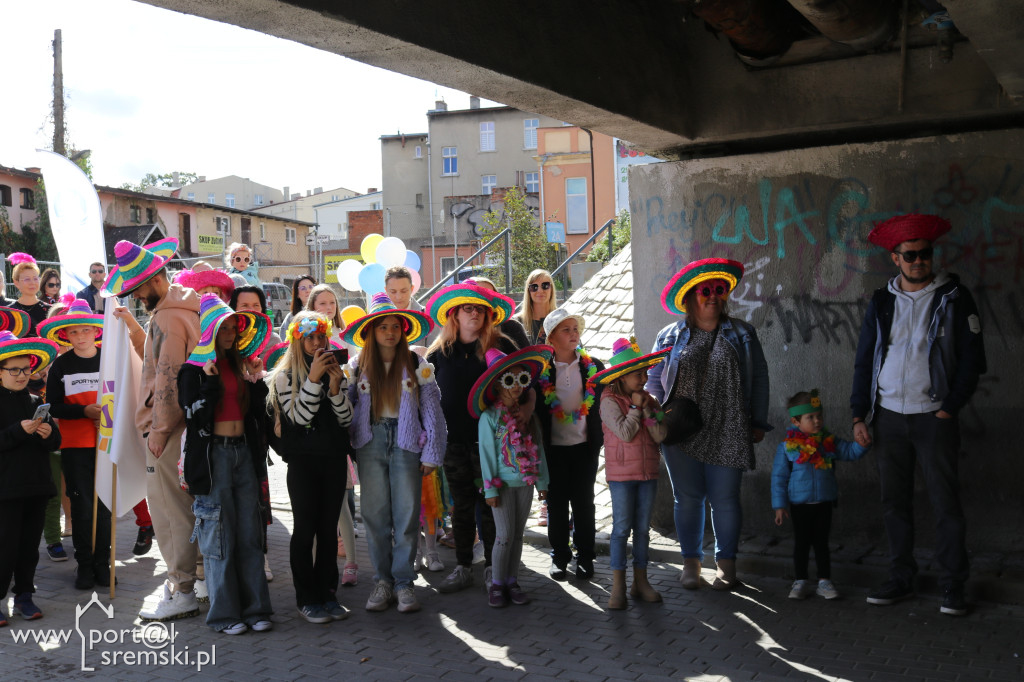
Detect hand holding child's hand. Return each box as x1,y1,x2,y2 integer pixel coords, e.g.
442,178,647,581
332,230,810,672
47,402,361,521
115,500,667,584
853,422,871,447
36,422,52,439
486,497,500,508
774,508,788,526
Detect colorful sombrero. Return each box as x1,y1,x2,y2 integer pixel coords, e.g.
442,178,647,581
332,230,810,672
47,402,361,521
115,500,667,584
0,306,33,338
868,213,952,252
264,341,290,370
592,336,671,385
0,330,59,373
103,237,179,297
341,292,432,348
186,293,271,366
467,345,554,419
174,261,235,301
426,283,514,329
661,257,744,316
37,299,104,346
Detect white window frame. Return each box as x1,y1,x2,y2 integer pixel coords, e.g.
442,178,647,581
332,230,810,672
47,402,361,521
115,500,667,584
187,192,195,201
254,194,264,206
524,119,539,150
207,192,216,204
442,147,458,176
481,175,497,195
525,171,539,193
225,193,236,208
565,177,588,234
285,227,296,244
414,145,423,158
479,121,495,152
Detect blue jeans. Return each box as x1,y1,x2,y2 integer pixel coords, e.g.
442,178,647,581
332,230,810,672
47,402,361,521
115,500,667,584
662,445,744,561
357,420,423,589
608,479,658,571
192,441,272,631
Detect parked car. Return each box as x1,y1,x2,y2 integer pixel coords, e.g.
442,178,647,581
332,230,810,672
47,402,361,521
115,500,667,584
262,282,291,330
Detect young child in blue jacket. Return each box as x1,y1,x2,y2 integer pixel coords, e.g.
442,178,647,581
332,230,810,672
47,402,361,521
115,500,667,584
771,389,868,601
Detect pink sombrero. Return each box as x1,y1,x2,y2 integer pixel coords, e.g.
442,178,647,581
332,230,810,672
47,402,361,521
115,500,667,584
868,213,952,252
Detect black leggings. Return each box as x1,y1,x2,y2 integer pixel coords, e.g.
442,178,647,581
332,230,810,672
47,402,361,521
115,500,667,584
791,502,832,580
286,455,347,607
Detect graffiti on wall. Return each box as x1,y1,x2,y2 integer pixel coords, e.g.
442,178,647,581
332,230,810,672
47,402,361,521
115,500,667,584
447,194,541,240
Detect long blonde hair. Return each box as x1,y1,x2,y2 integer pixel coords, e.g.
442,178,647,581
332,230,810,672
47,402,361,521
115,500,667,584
515,269,556,326
426,307,506,360
359,315,419,420
304,283,344,331
266,310,325,423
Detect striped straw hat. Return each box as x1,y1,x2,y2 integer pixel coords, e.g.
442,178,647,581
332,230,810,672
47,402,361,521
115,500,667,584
37,299,104,346
103,237,178,297
0,330,59,373
186,293,270,366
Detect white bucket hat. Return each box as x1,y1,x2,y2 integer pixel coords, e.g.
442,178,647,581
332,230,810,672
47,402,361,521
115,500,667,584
543,307,586,338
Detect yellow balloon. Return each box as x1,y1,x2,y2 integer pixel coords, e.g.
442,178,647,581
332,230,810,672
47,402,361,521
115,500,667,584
341,305,367,327
360,234,384,263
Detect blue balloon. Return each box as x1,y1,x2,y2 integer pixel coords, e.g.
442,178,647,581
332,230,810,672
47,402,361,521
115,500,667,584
404,250,422,272
358,263,387,294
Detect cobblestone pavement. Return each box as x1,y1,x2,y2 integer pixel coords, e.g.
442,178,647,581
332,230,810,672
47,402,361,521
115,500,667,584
3,451,1022,681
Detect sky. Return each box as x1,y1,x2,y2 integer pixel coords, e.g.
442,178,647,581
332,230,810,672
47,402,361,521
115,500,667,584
2,0,499,195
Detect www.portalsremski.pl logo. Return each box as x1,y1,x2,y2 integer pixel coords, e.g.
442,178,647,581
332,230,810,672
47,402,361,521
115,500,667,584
8,592,216,672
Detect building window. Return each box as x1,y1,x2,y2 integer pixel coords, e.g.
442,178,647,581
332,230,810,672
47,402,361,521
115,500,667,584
441,256,466,278
566,177,588,234
415,145,422,158
216,216,230,236
187,192,195,201
0,185,12,207
19,188,34,210
259,222,266,240
524,119,539,149
254,194,264,206
207,192,216,204
442,147,458,176
480,122,495,152
225,193,236,208
372,202,381,210
285,227,296,244
482,175,497,195
525,171,539,193
416,193,424,208
331,194,339,202
129,204,141,223
146,208,156,223
338,223,349,240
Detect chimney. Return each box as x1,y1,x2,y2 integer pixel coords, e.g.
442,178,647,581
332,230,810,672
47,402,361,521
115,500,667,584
306,190,311,197
172,171,179,185
199,175,206,182
283,186,289,200
368,188,378,194
314,187,323,194
434,99,447,112
469,95,480,109
291,193,301,201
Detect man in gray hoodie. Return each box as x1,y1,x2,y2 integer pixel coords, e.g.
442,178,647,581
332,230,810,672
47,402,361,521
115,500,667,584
850,214,986,617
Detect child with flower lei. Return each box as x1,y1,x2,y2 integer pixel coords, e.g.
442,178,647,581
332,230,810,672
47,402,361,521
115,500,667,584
476,349,551,608
771,389,868,602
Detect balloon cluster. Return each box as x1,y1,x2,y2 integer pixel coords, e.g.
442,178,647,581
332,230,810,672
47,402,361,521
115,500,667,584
335,234,422,296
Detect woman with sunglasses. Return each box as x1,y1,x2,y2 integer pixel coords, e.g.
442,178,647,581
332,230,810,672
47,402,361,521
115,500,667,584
646,258,771,592
280,275,317,334
515,269,557,345
224,242,261,287
38,269,62,305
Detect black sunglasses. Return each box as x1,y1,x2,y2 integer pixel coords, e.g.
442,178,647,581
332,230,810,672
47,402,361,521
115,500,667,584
529,281,552,292
697,284,729,298
895,246,934,263
90,269,105,275
46,282,61,288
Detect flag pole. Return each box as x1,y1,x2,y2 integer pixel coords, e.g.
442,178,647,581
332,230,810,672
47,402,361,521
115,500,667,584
109,462,117,599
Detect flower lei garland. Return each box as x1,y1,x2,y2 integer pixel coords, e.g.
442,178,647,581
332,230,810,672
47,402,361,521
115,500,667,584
538,348,597,424
498,405,541,485
288,316,331,340
784,427,837,470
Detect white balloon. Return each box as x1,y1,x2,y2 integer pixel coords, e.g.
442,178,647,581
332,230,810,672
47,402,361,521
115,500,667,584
336,259,363,291
375,236,407,268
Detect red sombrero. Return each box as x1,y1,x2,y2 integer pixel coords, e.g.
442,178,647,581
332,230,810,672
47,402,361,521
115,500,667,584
868,214,952,252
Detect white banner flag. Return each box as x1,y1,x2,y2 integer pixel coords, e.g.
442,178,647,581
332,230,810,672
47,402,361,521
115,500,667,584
35,149,106,295
95,297,148,516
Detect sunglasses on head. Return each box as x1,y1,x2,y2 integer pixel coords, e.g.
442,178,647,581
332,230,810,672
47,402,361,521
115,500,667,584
499,369,531,390
460,303,489,315
895,246,933,263
529,281,552,292
696,283,729,298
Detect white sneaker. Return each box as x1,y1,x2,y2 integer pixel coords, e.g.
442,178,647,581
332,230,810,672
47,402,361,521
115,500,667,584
788,579,812,600
472,540,485,564
425,552,445,572
396,586,420,613
264,556,274,582
816,579,840,600
365,581,395,612
223,622,248,635
139,583,201,621
194,579,209,604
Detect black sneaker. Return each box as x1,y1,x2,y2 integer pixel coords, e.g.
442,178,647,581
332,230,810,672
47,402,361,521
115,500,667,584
74,566,95,590
866,580,913,605
940,585,968,616
548,560,568,581
133,526,155,556
575,558,594,581
94,565,116,588
46,543,68,562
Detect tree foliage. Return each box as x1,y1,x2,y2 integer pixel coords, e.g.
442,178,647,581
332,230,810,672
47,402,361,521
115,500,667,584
585,210,631,263
479,185,552,291
122,171,198,192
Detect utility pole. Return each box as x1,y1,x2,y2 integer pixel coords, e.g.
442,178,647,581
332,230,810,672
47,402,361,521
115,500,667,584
53,29,66,156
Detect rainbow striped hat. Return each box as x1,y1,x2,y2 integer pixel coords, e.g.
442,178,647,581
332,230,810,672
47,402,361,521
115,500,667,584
592,336,670,385
0,307,33,339
466,345,553,419
341,292,432,348
103,237,179,297
0,330,59,373
661,257,744,315
426,283,514,329
37,299,104,346
264,340,290,370
186,293,271,366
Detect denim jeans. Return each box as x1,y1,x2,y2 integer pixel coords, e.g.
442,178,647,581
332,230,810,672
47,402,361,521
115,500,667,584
191,441,272,631
357,420,423,589
608,479,658,571
662,444,744,561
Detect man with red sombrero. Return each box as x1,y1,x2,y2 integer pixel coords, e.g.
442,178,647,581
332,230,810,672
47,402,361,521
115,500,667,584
104,237,205,621
851,213,986,617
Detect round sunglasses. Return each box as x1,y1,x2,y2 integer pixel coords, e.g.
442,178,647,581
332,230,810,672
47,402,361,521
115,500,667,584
529,281,552,292
498,369,531,390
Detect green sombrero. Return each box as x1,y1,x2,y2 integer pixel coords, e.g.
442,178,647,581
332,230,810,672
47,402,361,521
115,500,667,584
426,283,514,329
0,306,33,338
342,292,432,348
0,330,59,374
661,257,744,315
466,344,554,419
592,336,671,385
186,293,270,366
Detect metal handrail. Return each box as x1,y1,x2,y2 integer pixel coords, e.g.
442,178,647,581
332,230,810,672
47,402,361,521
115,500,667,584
415,227,512,305
549,217,616,289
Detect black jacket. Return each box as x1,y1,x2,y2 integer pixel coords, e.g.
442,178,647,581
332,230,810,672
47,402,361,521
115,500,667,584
537,353,605,459
0,386,61,500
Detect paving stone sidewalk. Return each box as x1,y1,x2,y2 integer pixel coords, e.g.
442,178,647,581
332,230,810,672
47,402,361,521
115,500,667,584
4,450,1022,681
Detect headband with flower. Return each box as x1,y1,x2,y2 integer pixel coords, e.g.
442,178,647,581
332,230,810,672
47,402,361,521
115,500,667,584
288,316,332,340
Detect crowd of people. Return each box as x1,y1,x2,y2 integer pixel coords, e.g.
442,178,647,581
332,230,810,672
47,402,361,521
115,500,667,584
0,212,986,631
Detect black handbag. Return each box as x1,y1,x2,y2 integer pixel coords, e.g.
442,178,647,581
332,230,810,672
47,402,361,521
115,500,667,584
662,327,718,446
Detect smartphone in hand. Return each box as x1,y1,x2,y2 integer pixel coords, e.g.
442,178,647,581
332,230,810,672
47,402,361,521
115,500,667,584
331,348,349,366
32,403,50,421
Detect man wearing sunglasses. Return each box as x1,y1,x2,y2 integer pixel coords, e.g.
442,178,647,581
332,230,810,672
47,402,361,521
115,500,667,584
851,213,986,617
76,262,107,313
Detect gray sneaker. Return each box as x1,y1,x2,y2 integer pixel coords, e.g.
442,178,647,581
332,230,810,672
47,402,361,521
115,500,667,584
396,586,421,613
366,581,395,612
297,604,332,624
438,565,474,594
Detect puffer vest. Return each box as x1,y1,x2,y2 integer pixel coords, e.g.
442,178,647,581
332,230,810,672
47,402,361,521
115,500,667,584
601,392,661,482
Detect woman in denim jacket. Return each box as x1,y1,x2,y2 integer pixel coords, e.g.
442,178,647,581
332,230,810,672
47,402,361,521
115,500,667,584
646,258,771,591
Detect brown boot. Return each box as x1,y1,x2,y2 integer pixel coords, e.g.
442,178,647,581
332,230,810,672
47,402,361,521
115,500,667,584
680,558,702,590
629,568,662,603
712,558,738,591
607,569,627,610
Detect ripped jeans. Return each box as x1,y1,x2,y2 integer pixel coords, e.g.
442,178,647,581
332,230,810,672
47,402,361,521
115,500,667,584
191,441,272,631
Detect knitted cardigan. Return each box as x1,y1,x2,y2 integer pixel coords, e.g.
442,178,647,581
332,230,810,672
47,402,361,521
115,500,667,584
346,354,447,467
